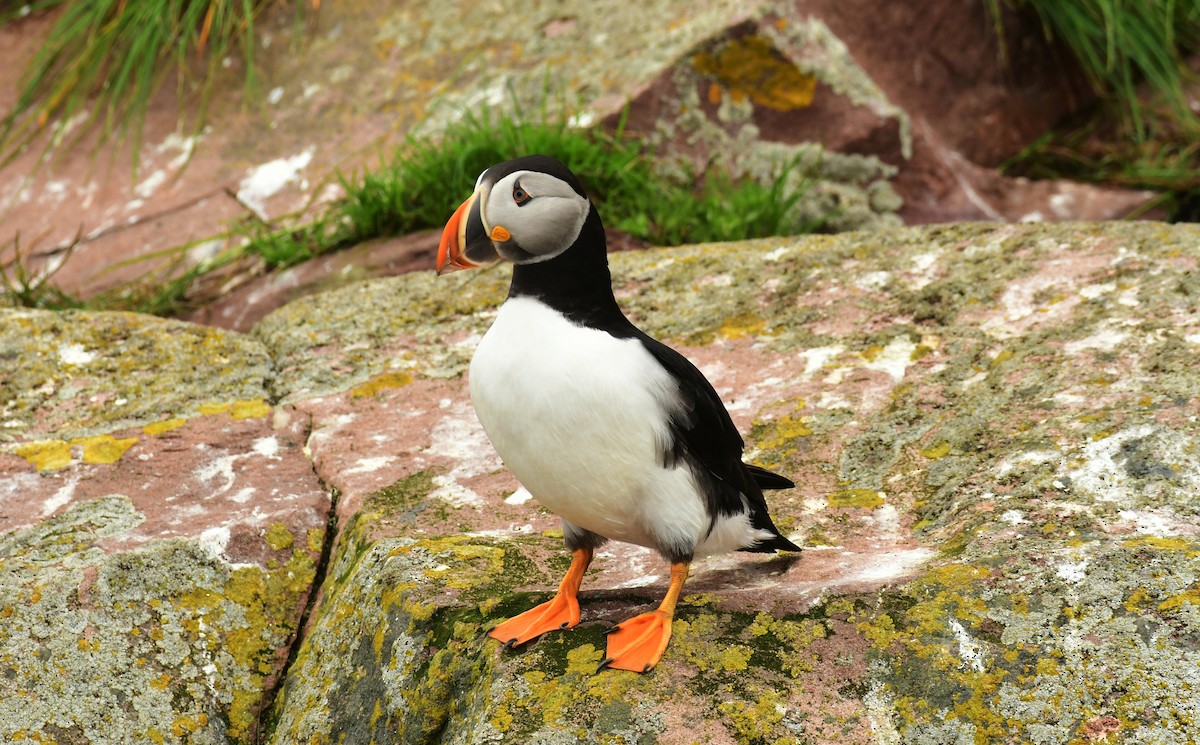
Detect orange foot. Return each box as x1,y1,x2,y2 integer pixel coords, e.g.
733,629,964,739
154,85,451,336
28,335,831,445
488,591,581,647
490,546,592,648
599,610,673,673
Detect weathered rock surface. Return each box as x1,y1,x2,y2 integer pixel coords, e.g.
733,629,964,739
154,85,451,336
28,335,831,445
3,221,1200,743
0,310,331,743
1,0,1158,303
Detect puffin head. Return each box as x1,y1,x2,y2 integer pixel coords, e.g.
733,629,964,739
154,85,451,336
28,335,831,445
437,155,592,274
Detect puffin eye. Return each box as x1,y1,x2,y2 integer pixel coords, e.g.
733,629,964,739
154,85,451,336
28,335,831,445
512,181,532,206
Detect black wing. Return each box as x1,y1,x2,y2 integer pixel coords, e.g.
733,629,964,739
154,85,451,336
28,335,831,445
634,332,800,553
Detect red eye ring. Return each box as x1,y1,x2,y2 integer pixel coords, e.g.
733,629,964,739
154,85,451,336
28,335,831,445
513,181,531,206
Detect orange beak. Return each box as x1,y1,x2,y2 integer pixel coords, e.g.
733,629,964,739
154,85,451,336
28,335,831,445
437,189,503,275
437,195,478,274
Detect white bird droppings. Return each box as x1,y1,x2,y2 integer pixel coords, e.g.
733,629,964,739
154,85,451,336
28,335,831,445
237,149,315,219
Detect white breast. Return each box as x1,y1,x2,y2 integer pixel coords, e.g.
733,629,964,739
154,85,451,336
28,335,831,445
468,297,712,554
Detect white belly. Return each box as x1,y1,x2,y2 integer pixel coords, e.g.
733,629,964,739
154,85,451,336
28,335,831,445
468,297,712,553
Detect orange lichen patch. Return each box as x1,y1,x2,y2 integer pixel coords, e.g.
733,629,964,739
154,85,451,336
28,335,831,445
693,35,816,110
350,371,415,399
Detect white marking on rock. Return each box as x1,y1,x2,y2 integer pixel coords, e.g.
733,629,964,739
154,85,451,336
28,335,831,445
422,403,501,506
1080,282,1116,300
1001,510,1027,526
949,619,986,672
1118,509,1181,537
863,336,917,381
228,487,255,504
346,456,395,475
195,455,239,497
800,345,843,380
1064,322,1129,355
252,436,281,459
267,86,285,104
855,271,891,291
58,344,96,365
763,246,791,262
1056,558,1089,583
198,526,231,559
505,487,533,505
1064,425,1197,505
864,681,902,745
135,170,168,198
850,548,935,583
236,148,315,219
41,473,80,516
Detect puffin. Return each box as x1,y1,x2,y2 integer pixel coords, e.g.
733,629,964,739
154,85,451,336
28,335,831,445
437,154,800,673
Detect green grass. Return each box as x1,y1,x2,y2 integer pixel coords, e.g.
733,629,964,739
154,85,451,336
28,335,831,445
332,110,820,253
233,109,821,273
0,234,84,310
994,0,1200,140
0,0,305,168
3,113,824,315
992,0,1200,206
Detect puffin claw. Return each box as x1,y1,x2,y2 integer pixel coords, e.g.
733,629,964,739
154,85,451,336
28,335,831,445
596,657,615,673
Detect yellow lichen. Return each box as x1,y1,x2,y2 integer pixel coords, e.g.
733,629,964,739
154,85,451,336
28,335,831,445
230,399,271,420
1123,535,1199,557
565,644,603,675
143,418,186,436
351,371,415,399
307,528,325,553
14,440,71,471
717,311,768,340
1124,588,1150,612
693,35,817,110
718,687,788,742
1158,589,1200,613
265,523,295,551
196,399,271,419
920,441,952,459
828,488,885,509
75,435,138,465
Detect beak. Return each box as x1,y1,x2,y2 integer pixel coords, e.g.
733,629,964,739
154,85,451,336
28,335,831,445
437,191,498,274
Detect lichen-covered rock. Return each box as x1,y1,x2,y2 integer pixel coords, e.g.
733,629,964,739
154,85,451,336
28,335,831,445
261,221,1200,743
0,309,271,443
0,311,331,744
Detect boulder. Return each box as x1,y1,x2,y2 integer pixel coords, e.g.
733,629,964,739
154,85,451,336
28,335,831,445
3,221,1198,743
0,310,331,743
256,221,1198,743
1,0,1158,303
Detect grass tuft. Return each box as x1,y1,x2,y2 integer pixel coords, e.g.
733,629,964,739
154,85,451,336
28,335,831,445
3,111,825,314
334,109,821,251
997,0,1200,141
0,0,311,169
0,233,84,310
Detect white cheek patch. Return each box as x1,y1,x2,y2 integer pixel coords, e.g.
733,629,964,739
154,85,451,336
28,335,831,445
513,197,588,257
485,170,590,260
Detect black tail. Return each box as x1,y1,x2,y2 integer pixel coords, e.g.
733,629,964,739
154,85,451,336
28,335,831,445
747,463,794,491
740,463,802,553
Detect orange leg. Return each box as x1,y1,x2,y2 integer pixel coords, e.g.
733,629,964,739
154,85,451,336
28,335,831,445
489,547,593,647
599,561,690,673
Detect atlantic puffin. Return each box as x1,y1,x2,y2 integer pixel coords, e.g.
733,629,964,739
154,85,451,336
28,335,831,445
437,155,800,673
